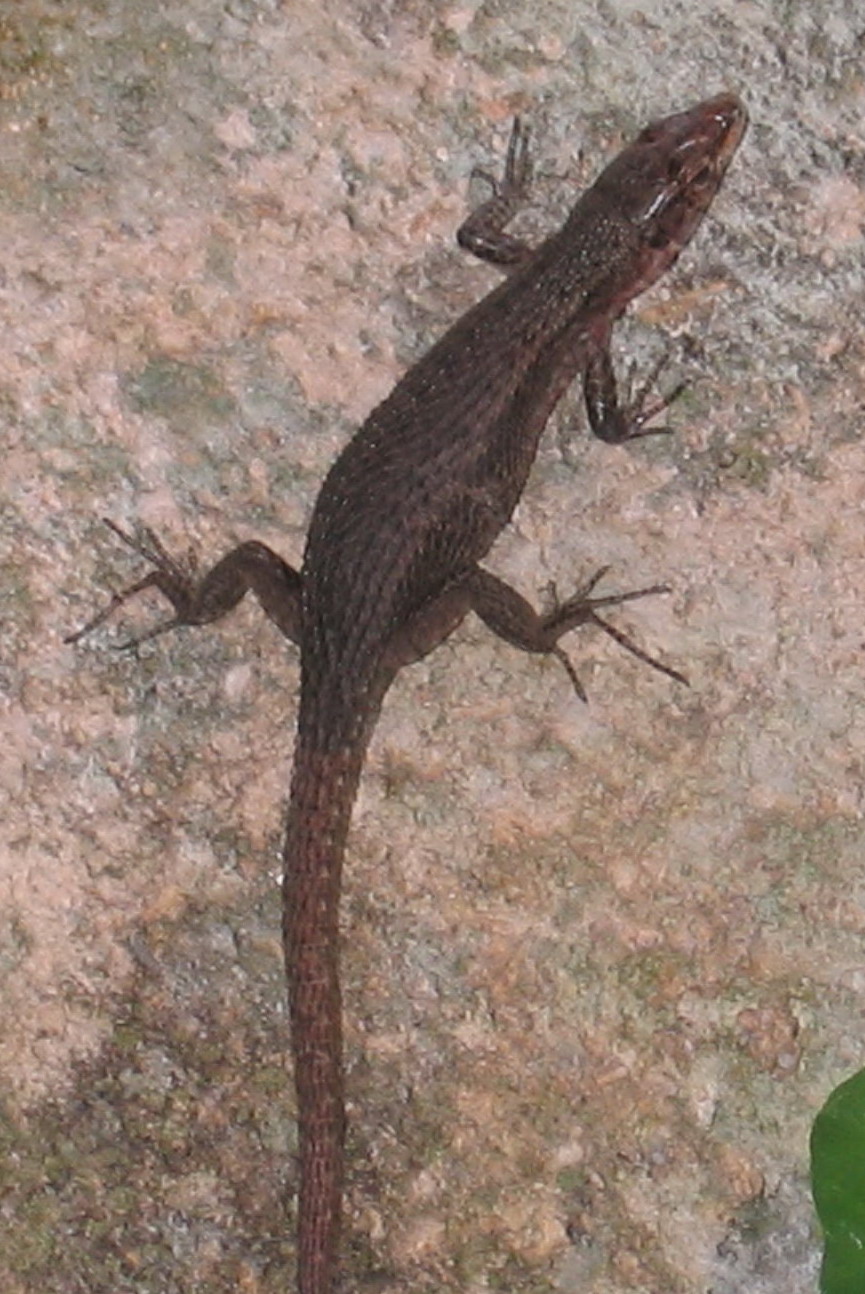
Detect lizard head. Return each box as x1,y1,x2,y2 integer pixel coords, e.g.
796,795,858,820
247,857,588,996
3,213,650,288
594,91,748,285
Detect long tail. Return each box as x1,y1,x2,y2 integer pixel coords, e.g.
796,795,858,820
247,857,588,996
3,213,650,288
283,676,381,1294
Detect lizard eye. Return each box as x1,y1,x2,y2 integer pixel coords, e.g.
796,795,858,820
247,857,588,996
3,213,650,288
638,123,664,146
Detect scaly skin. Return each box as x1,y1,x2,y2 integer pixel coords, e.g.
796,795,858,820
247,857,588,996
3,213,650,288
68,93,747,1292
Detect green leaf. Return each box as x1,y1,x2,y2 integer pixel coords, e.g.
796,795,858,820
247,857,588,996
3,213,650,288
811,1066,865,1294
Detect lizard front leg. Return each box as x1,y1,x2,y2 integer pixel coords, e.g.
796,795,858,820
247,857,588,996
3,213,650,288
582,341,686,443
456,116,535,268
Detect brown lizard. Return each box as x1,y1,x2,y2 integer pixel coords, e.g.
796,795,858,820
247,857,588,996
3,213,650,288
67,93,747,1292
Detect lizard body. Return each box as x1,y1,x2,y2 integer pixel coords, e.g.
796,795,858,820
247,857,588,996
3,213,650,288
68,93,746,1292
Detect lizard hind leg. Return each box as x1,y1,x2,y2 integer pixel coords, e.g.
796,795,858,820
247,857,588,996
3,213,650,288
65,519,303,649
464,564,687,700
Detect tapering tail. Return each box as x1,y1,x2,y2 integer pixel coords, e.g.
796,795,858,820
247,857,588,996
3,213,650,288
283,677,382,1294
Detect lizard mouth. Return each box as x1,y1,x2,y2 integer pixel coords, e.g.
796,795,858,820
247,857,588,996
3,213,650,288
671,92,749,184
688,91,748,159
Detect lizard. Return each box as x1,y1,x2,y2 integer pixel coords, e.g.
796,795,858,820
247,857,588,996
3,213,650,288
67,92,747,1292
